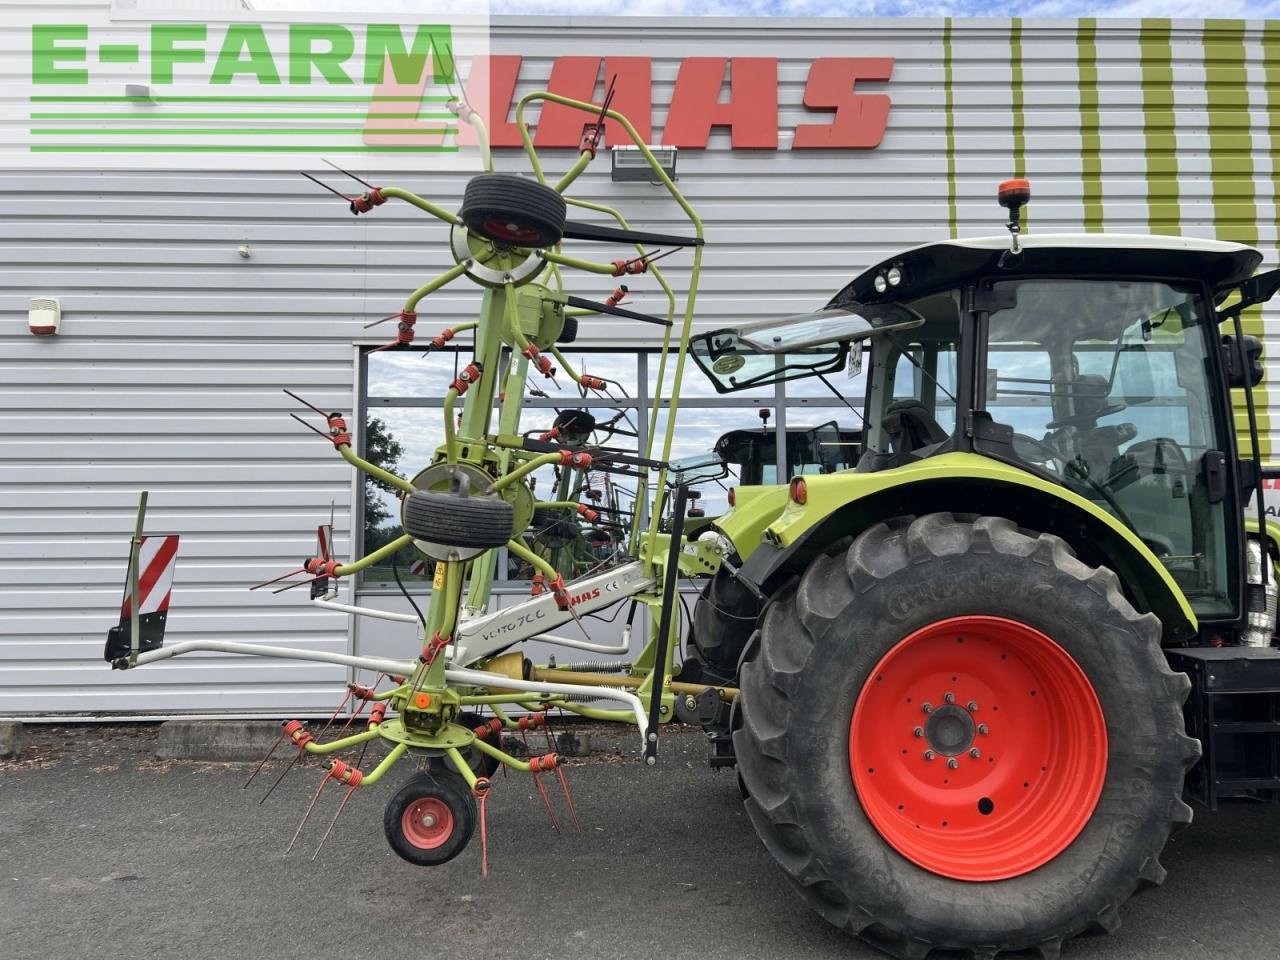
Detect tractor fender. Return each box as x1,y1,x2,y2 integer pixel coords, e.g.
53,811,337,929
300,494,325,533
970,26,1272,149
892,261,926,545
741,453,1198,644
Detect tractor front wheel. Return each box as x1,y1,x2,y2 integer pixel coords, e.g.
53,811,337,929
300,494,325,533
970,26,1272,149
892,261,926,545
734,512,1200,960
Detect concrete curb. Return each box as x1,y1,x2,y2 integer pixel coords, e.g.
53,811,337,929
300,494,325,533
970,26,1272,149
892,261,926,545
0,721,23,759
154,718,705,762
156,720,283,761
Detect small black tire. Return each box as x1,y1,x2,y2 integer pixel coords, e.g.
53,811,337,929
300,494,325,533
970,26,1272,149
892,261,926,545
384,771,476,867
531,506,578,549
459,174,566,249
403,490,513,549
427,713,501,779
558,313,579,344
734,512,1200,960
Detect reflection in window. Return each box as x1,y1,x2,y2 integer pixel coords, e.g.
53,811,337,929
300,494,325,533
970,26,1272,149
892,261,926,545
361,347,873,588
983,278,1234,619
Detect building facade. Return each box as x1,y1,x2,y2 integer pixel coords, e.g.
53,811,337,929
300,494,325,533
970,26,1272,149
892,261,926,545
2,5,1277,716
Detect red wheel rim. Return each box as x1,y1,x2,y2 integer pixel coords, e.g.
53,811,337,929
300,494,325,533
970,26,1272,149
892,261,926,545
481,218,541,245
401,797,454,850
849,616,1107,882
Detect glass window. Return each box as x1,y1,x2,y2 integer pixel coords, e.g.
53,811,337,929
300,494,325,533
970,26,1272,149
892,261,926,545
359,345,878,588
982,278,1234,618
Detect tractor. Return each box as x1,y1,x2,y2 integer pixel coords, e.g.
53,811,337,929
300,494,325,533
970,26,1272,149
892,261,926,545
100,87,1280,959
687,179,1280,959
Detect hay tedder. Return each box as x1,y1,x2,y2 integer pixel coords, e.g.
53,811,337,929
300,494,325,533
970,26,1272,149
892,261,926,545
106,94,1280,959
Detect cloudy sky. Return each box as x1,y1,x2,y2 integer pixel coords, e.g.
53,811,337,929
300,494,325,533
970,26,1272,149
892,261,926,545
484,0,1279,14
253,0,1280,17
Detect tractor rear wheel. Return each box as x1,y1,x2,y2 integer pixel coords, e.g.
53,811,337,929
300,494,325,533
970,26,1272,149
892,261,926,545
733,512,1199,960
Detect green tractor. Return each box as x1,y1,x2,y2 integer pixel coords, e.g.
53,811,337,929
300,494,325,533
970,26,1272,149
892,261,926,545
688,181,1280,959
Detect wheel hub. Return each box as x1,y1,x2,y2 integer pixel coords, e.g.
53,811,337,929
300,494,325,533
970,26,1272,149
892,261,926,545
849,615,1108,882
924,703,975,757
401,797,454,850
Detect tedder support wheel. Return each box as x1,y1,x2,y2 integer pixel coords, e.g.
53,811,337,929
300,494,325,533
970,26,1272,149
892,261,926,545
733,513,1200,960
427,712,501,779
384,771,476,867
403,490,514,550
558,312,578,344
459,174,567,249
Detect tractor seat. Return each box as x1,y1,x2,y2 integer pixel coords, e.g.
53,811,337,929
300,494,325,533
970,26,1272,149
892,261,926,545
856,400,948,471
884,400,947,457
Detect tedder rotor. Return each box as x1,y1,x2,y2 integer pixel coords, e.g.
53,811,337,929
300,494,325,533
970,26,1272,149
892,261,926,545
105,92,728,870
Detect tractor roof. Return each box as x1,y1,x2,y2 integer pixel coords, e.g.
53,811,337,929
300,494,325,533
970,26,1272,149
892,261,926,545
834,234,1263,307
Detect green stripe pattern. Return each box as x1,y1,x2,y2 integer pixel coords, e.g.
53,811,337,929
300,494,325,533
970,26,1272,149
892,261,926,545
1077,19,1103,232
1010,18,1026,180
1139,19,1180,235
943,18,958,239
1205,20,1268,457
1009,18,1027,230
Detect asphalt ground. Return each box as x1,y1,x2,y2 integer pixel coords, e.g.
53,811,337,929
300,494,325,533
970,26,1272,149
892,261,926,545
1,725,1279,960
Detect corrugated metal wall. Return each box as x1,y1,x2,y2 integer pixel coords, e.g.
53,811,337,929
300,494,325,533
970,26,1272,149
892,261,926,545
1,9,1277,716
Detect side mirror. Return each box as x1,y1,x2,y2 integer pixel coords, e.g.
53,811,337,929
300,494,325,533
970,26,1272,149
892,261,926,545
1222,333,1264,388
1219,267,1280,314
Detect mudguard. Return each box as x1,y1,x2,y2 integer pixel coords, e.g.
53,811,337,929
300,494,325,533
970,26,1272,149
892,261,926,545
734,451,1198,644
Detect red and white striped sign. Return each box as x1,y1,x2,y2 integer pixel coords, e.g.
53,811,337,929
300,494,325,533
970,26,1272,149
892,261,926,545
120,534,180,619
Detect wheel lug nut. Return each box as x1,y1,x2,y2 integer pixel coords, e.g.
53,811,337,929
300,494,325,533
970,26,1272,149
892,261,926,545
946,758,959,770
977,723,989,735
943,692,955,704
921,702,933,714
923,750,935,761
969,748,981,759
912,726,924,738
966,700,978,712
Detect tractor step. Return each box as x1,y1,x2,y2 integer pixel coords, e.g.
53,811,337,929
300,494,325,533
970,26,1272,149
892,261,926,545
1166,646,1280,809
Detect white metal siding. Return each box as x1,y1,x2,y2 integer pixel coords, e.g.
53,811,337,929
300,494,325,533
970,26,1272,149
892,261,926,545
1,11,1276,715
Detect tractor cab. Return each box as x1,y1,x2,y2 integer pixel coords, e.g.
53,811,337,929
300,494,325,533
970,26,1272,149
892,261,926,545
713,421,862,487
839,233,1263,623
694,184,1271,629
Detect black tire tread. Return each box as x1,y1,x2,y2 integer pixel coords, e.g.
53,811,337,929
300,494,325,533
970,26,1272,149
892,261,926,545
459,174,566,248
733,512,1199,960
403,490,514,549
692,567,766,679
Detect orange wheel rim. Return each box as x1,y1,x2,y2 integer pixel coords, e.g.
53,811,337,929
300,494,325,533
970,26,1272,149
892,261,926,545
401,797,454,850
849,616,1108,881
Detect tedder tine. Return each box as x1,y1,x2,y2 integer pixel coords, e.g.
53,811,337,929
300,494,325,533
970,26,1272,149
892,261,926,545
286,769,330,854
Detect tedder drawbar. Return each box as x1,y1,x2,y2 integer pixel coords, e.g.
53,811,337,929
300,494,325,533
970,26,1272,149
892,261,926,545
106,95,1280,960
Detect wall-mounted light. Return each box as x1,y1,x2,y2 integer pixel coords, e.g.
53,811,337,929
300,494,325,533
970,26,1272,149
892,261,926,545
611,145,677,183
29,298,61,336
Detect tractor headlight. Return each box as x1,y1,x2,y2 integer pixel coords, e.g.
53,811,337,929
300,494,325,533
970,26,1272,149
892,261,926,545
698,530,735,559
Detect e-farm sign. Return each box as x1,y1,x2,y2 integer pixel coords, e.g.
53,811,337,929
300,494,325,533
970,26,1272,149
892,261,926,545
5,7,490,169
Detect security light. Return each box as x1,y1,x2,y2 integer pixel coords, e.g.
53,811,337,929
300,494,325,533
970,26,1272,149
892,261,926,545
611,145,677,183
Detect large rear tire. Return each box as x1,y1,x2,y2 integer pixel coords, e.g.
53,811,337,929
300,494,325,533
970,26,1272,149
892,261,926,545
733,512,1199,960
